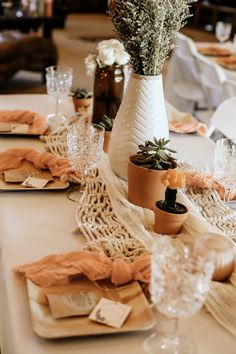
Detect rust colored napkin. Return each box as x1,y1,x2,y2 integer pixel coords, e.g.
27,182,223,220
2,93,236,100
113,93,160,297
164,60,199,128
0,110,48,135
198,46,232,57
167,102,207,135
185,171,236,200
15,250,151,287
0,148,73,177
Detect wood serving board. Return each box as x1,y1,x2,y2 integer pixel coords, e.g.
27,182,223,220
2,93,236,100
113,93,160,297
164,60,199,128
26,278,156,338
0,161,69,191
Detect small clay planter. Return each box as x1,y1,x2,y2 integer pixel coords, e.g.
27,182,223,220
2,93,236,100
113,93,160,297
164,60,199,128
73,96,93,111
103,131,111,153
128,156,176,210
154,201,188,235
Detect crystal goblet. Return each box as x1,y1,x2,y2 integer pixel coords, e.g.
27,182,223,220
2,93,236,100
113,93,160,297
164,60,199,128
46,65,73,129
143,237,214,354
214,138,236,203
66,120,104,202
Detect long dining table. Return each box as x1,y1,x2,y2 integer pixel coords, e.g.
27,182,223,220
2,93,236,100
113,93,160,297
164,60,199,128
0,94,235,354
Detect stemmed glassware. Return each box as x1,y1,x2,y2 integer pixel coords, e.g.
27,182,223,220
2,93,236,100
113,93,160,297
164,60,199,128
214,138,236,205
66,119,104,202
143,237,214,354
215,21,232,44
45,65,73,129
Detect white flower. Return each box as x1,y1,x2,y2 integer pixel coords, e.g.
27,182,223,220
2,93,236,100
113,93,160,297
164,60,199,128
98,39,130,66
84,54,97,76
116,51,130,65
98,47,116,66
85,39,130,76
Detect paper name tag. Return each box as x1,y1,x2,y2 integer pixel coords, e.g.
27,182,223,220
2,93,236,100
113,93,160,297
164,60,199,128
21,176,49,189
11,124,29,134
89,298,132,328
47,291,98,319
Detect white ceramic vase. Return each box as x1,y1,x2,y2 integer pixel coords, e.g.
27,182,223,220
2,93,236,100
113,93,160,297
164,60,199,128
108,73,169,180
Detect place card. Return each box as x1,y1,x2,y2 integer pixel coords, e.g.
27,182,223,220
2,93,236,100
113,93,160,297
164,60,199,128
21,176,50,189
89,297,132,328
47,291,98,319
0,123,12,132
11,124,29,134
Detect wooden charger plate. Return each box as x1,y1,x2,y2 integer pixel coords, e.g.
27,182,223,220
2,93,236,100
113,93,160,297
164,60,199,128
26,277,155,338
0,161,69,191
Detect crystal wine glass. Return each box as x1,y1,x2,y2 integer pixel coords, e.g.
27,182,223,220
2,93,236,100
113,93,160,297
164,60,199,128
46,65,73,129
143,237,214,354
66,119,104,202
214,138,236,205
215,22,232,44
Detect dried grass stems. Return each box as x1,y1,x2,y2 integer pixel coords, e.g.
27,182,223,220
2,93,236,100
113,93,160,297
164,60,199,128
108,0,196,76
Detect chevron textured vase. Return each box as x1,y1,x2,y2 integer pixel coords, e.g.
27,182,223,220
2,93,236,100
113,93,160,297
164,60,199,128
108,73,169,180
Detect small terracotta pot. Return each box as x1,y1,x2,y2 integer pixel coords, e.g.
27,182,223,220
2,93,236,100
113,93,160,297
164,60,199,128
154,202,188,235
128,156,176,210
202,233,235,282
73,97,93,111
103,131,111,153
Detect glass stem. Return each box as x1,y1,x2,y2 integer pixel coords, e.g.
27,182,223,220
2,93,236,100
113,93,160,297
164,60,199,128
224,187,232,203
156,312,179,338
55,97,61,117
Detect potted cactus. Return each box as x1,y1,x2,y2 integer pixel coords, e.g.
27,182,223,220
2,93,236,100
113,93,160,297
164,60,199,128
99,114,114,153
72,88,93,111
128,138,177,210
154,169,188,235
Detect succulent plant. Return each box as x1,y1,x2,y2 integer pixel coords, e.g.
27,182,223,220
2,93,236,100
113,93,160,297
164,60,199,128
133,137,177,170
99,114,114,132
73,88,92,99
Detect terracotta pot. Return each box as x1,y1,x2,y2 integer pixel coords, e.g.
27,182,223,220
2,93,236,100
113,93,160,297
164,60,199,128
154,202,188,235
103,131,111,153
128,156,176,210
73,97,93,111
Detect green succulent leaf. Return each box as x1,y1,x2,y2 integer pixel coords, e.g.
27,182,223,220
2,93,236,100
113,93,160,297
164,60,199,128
133,137,177,170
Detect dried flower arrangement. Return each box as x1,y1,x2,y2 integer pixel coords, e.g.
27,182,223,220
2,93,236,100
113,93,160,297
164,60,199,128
108,0,195,75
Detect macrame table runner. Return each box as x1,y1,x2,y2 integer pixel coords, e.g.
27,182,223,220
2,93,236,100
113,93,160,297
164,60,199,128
44,131,236,338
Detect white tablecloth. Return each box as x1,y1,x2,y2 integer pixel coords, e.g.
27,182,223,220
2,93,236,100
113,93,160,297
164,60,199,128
165,42,236,112
0,95,235,354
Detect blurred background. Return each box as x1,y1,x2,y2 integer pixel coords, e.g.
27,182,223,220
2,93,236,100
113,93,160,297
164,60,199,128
0,0,236,94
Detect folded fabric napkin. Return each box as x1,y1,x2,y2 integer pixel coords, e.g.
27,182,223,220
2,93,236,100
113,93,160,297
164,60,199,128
15,250,151,287
198,45,232,57
216,56,236,70
166,101,207,135
0,110,48,134
0,148,73,177
184,171,236,200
